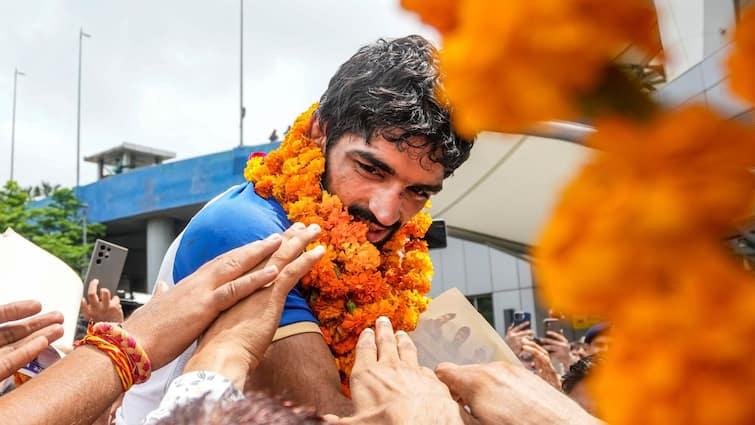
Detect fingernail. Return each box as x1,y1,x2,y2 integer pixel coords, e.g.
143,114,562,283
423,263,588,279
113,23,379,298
396,330,408,337
262,265,278,275
307,223,321,235
266,233,281,241
361,327,374,335
310,245,326,257
292,222,306,231
377,316,391,325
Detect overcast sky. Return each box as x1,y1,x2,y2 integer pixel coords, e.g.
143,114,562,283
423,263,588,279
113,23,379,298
0,0,436,188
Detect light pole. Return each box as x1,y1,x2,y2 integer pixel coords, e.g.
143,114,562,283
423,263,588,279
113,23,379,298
76,27,91,187
239,0,245,147
10,68,25,182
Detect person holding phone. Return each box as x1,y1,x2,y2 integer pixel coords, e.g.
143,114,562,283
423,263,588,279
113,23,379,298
80,278,124,323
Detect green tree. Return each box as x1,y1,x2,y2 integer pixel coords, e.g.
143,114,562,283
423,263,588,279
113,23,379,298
0,181,105,273
0,181,34,235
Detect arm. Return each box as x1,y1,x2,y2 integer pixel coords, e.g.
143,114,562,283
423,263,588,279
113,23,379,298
0,226,319,425
435,361,604,425
247,332,354,417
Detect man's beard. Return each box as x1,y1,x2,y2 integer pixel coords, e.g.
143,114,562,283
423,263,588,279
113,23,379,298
347,204,402,247
322,161,401,247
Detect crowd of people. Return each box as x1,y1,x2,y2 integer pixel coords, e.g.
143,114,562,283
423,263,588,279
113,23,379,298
1,35,608,424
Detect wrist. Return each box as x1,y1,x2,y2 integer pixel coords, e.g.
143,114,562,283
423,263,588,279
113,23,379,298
184,343,252,390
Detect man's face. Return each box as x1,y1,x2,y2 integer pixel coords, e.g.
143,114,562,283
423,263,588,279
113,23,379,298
317,130,444,245
588,335,612,355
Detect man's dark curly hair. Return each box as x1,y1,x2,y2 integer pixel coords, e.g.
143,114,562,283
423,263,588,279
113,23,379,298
316,35,474,178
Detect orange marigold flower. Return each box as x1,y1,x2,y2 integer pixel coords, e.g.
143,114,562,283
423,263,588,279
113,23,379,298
402,0,661,135
727,5,755,104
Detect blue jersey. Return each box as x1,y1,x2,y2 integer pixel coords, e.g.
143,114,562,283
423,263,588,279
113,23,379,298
171,183,316,327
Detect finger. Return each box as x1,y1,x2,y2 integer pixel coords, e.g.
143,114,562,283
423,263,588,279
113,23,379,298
522,342,550,360
0,311,64,346
211,264,280,310
435,363,473,400
375,316,399,363
197,233,284,287
100,288,112,310
87,279,101,305
510,321,529,332
110,295,122,311
263,224,321,273
0,335,48,381
395,330,419,368
0,300,42,324
351,327,377,376
269,245,326,299
546,330,567,342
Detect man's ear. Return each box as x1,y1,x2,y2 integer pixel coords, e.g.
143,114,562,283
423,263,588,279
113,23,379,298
310,115,327,151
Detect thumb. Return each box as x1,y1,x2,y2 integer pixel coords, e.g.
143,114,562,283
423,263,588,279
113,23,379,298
435,362,474,399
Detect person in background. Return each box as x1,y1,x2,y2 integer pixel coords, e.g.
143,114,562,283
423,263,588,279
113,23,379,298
504,320,534,354
583,323,612,356
81,278,124,323
562,356,601,417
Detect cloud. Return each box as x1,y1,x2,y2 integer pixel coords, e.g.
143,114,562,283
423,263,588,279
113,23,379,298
0,0,436,187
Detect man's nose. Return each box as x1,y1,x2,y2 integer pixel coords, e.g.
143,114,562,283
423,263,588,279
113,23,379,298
369,188,402,227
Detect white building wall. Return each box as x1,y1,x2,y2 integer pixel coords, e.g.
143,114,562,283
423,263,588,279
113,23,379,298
429,236,539,336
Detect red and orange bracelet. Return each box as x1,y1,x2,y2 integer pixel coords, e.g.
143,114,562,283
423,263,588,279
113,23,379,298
75,322,151,391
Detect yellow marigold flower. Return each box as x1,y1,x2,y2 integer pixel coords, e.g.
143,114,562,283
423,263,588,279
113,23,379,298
728,5,755,104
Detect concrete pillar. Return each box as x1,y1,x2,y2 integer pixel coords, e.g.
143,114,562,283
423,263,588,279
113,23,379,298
146,217,174,293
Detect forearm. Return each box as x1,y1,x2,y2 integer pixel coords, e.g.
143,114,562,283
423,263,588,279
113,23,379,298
0,346,121,425
183,342,251,391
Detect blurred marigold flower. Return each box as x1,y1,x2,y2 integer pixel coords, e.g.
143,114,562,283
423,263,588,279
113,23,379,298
402,0,661,136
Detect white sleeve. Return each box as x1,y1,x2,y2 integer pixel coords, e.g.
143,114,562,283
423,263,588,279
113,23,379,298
141,371,243,425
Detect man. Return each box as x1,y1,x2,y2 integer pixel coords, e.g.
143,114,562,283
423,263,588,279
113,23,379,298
584,323,612,356
117,34,473,424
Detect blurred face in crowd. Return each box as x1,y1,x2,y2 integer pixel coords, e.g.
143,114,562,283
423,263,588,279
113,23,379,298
587,335,612,355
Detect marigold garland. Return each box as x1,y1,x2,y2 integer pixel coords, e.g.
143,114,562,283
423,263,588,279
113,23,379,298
402,0,661,136
534,105,755,424
244,103,433,393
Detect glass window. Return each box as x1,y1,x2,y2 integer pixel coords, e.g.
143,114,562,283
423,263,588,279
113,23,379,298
466,293,495,327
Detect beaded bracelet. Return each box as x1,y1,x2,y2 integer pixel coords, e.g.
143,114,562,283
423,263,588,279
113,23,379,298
75,322,152,391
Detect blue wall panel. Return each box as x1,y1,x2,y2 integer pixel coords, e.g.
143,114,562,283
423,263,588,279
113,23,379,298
74,144,279,223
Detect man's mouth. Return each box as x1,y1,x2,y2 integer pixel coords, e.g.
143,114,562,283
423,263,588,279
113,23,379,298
366,224,390,244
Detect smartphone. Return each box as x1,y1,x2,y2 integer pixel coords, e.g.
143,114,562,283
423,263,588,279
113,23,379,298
543,318,568,336
83,239,128,297
512,311,531,329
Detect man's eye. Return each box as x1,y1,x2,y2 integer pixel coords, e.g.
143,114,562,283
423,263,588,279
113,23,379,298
409,187,430,199
357,162,380,175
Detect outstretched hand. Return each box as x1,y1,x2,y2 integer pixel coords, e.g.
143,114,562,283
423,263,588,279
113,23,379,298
122,222,321,371
436,361,602,425
184,223,326,389
330,317,464,425
0,300,64,380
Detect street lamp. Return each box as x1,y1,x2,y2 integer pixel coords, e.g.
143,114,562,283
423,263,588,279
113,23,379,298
239,0,245,147
10,68,25,182
76,27,91,187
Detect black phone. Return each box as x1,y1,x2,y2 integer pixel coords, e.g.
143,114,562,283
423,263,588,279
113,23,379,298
83,239,128,297
543,318,570,338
